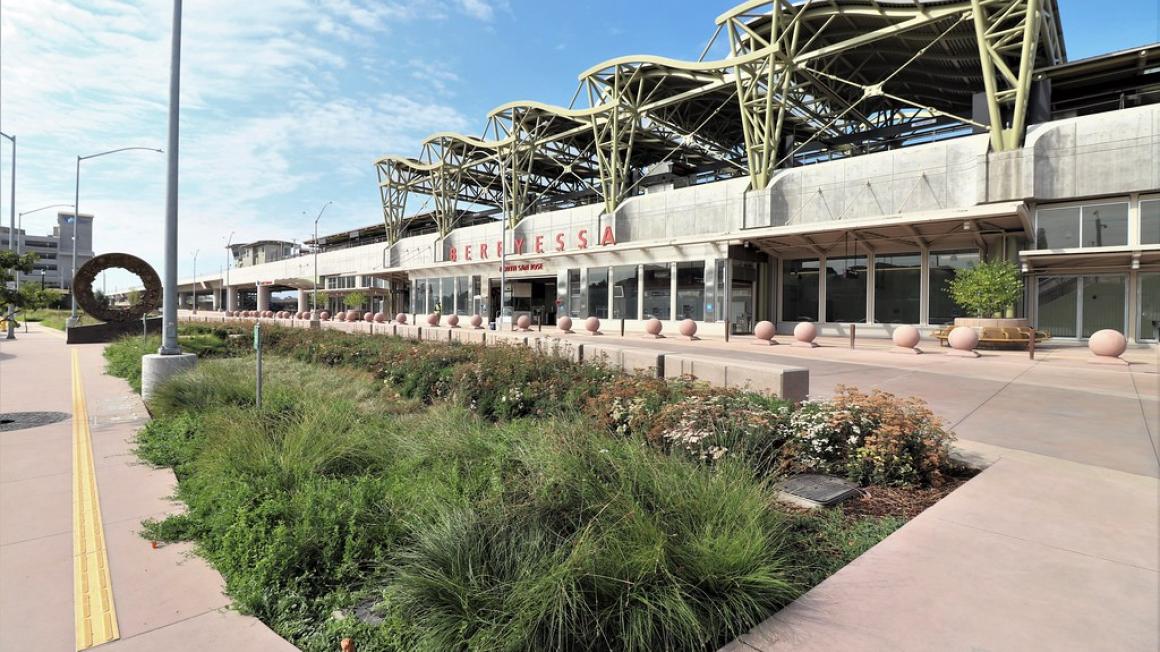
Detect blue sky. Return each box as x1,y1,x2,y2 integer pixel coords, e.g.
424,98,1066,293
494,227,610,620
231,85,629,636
1,0,1157,290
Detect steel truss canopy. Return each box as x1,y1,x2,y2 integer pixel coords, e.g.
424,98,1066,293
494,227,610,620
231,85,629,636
375,0,1066,243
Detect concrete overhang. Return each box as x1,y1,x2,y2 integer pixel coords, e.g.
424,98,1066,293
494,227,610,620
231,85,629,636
1020,245,1160,272
743,201,1029,258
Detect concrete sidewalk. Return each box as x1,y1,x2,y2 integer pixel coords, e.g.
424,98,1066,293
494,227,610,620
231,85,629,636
0,325,296,651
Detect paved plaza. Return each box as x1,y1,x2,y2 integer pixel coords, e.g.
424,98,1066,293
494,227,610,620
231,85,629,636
0,322,1156,650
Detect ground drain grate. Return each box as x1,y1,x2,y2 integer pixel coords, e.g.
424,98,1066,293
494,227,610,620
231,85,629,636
0,412,71,432
777,474,860,508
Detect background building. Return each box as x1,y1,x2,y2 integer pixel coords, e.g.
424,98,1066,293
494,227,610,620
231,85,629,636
0,211,94,292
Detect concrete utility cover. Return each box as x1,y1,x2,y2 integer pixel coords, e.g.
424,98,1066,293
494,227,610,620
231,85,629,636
779,474,860,507
0,412,71,432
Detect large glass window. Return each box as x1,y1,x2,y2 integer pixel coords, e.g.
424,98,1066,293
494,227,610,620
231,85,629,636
782,259,819,322
1037,277,1078,338
1140,273,1160,341
1141,200,1160,245
928,250,980,324
1081,275,1125,337
874,254,921,323
568,269,581,318
612,265,638,319
587,267,609,318
643,263,672,320
676,262,705,320
1037,202,1129,249
413,279,427,314
1081,204,1128,248
826,256,867,323
1036,207,1080,249
455,276,469,315
440,278,454,316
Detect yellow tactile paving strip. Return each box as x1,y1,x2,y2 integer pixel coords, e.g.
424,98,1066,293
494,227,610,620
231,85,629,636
71,349,119,649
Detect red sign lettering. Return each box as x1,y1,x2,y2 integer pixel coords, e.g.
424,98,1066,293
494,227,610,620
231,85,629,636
578,229,588,249
465,244,472,261
555,233,565,252
534,235,544,254
514,238,525,254
600,225,616,246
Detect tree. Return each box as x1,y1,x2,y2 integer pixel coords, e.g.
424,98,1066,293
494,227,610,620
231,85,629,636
343,291,367,311
947,259,1023,318
18,284,54,313
126,288,142,308
1,251,39,309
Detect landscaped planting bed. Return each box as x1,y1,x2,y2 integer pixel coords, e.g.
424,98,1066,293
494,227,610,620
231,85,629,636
106,325,968,652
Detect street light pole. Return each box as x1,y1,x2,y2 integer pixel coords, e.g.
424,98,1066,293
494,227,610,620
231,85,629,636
224,230,234,312
312,201,332,314
1,131,15,340
191,248,199,314
69,147,163,328
158,0,183,355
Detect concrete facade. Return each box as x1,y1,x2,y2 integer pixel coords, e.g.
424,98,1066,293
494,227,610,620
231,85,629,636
143,105,1160,344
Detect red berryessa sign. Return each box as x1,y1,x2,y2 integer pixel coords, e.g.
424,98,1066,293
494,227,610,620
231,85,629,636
501,262,545,273
448,225,616,263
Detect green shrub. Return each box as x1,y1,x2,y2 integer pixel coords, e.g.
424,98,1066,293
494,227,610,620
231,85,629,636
780,386,955,487
946,258,1023,318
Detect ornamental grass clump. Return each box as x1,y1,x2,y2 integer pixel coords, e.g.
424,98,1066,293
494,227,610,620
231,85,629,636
780,386,955,487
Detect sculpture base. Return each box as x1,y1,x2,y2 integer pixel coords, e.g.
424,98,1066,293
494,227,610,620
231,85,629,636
67,317,162,344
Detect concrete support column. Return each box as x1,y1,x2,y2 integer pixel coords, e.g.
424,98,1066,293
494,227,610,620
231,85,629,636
297,289,309,314
211,286,220,311
256,285,271,313
226,286,238,312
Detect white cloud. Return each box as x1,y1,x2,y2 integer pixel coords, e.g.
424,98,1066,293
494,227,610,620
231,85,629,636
0,0,481,289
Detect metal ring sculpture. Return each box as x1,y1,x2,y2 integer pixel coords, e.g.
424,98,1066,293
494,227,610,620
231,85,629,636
74,253,162,323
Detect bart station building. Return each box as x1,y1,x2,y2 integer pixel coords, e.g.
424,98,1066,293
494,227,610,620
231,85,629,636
169,0,1160,343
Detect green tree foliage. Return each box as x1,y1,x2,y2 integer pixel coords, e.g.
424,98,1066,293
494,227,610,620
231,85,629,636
0,250,39,308
946,259,1023,318
343,290,367,310
18,284,54,312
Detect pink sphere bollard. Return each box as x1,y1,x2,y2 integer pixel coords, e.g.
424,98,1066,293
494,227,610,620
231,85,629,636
753,320,777,345
947,326,980,358
643,318,664,339
516,315,531,331
891,325,922,354
347,310,360,322
1088,329,1128,365
319,311,330,321
426,313,440,326
585,316,602,335
335,311,346,321
447,314,460,328
557,315,574,334
793,321,819,348
364,312,374,323
373,312,386,323
679,319,699,340
470,314,483,329
395,313,407,324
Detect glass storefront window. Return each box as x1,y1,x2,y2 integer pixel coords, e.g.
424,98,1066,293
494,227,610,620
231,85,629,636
1036,207,1080,249
1037,277,1078,338
588,267,609,318
826,256,866,323
676,262,705,320
1036,203,1130,249
874,254,921,323
455,276,469,315
1141,200,1160,245
612,265,638,319
715,260,726,322
1081,275,1125,337
439,278,454,316
1139,273,1160,341
413,279,427,314
1081,204,1128,248
731,261,760,334
928,250,980,324
643,264,672,320
568,269,581,318
782,259,819,322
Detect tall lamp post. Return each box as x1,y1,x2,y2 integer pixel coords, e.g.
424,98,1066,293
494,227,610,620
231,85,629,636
224,230,234,312
1,131,15,340
312,201,332,314
69,146,163,328
190,248,199,314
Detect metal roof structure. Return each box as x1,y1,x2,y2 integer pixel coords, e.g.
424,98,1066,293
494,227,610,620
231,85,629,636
375,0,1067,243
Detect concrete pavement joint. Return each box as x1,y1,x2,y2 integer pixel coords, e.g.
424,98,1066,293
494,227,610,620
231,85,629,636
1128,371,1160,469
947,362,1039,432
928,513,1160,573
